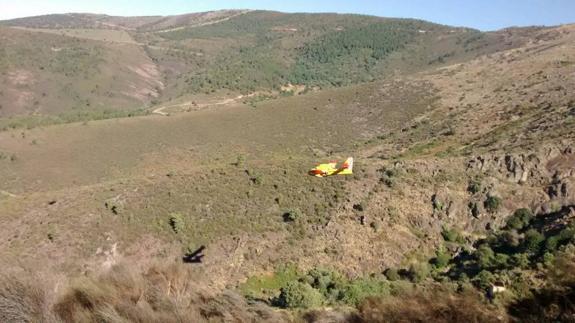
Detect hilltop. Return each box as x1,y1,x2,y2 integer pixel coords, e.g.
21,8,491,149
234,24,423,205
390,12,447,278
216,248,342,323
0,10,574,323
0,10,534,122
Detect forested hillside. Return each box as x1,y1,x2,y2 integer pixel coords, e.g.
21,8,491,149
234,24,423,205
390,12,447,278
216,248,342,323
0,10,532,120
152,11,482,94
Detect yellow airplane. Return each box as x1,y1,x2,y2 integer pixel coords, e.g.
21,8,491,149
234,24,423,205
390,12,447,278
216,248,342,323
309,157,354,177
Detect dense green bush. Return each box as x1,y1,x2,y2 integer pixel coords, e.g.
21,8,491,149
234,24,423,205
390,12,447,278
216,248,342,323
432,249,451,268
493,253,511,269
484,195,502,213
277,281,324,308
340,278,390,306
301,269,392,306
473,270,495,290
506,208,534,230
283,209,302,222
441,227,464,243
511,253,531,269
305,269,340,298
494,230,521,252
467,180,481,194
523,229,545,255
546,236,560,252
475,244,496,270
544,227,574,253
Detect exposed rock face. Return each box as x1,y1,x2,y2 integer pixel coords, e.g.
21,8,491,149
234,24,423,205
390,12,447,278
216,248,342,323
329,144,575,271
466,144,574,215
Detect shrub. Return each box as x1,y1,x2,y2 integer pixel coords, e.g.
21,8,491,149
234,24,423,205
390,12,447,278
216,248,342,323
246,169,264,185
381,177,395,188
558,227,575,242
408,263,430,283
341,278,390,306
276,281,324,309
495,230,521,252
251,174,264,185
545,236,560,252
384,169,398,178
469,202,480,217
169,213,185,234
432,249,451,268
384,268,401,282
306,269,338,296
484,195,502,213
379,169,398,188
493,253,510,269
543,252,555,267
523,229,544,255
234,155,245,167
432,195,444,211
511,253,531,269
506,208,534,230
353,202,366,212
476,244,496,270
52,263,281,322
283,209,302,222
467,180,481,194
441,227,463,243
473,270,495,290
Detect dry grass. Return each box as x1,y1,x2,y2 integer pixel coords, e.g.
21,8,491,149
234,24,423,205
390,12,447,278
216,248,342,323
0,263,287,323
2,254,575,322
52,263,286,323
357,288,506,323
0,273,55,323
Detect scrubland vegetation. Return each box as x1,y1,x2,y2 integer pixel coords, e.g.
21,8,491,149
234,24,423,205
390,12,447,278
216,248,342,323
0,108,150,131
1,242,574,322
0,8,574,323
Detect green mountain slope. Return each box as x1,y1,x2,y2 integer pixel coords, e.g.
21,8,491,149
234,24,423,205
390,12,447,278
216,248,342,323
0,10,533,121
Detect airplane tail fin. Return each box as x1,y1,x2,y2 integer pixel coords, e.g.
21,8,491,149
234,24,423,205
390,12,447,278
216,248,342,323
340,157,353,174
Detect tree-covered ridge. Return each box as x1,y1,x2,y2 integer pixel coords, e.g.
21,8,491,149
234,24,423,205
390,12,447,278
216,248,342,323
299,21,423,63
159,12,453,93
290,21,424,86
158,11,383,41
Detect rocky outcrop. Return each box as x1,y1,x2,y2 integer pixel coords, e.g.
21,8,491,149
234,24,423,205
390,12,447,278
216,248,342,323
465,144,574,218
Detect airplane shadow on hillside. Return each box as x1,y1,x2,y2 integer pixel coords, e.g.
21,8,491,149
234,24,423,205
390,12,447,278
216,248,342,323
183,245,206,263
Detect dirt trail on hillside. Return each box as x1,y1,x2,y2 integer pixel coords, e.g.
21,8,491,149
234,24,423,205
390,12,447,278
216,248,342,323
155,10,253,33
152,93,256,115
0,190,18,198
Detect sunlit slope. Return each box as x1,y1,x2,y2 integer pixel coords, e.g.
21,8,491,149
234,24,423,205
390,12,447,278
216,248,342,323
0,10,248,31
0,24,573,298
0,26,162,118
0,10,535,121
0,78,432,194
